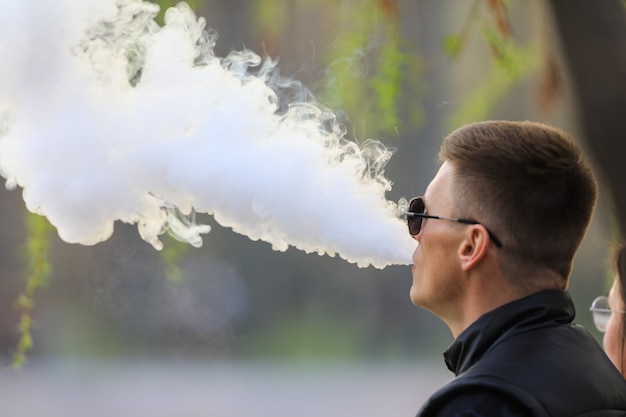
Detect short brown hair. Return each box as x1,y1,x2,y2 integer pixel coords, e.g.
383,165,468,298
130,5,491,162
440,120,598,288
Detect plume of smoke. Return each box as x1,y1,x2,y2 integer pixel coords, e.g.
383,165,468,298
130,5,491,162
0,0,415,269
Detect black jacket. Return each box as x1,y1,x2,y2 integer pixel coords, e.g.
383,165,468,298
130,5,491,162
417,290,626,417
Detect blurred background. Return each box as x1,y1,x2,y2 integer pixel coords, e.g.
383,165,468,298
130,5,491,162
0,1,623,416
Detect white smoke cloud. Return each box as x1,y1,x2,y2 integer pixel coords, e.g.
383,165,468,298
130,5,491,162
0,0,415,269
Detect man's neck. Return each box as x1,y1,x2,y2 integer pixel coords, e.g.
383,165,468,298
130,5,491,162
447,273,525,339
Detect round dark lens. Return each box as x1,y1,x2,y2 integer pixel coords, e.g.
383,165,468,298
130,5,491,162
409,197,425,214
407,197,425,235
590,296,611,333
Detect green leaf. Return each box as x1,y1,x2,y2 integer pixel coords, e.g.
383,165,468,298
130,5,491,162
442,34,464,58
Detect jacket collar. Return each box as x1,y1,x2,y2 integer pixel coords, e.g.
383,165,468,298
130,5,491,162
443,289,576,375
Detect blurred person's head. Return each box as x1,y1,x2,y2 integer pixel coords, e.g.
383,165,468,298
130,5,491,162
409,120,598,336
592,244,626,375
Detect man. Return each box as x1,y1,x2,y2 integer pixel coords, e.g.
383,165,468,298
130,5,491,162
408,121,626,416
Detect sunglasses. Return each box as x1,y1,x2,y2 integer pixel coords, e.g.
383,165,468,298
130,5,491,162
405,196,503,248
589,295,626,333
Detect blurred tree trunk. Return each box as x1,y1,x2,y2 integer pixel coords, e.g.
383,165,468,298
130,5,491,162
547,0,626,240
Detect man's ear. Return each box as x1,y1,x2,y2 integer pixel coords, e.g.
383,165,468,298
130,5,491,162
459,225,491,271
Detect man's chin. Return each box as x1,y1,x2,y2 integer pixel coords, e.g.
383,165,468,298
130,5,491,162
409,285,421,307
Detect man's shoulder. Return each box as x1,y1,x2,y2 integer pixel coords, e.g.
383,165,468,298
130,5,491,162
427,387,532,417
416,377,545,417
417,360,626,417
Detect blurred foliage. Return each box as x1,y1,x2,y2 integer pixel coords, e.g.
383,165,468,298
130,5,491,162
252,0,291,40
254,0,424,140
447,25,540,128
13,213,54,368
319,0,424,140
444,0,540,128
153,0,201,24
160,234,190,283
